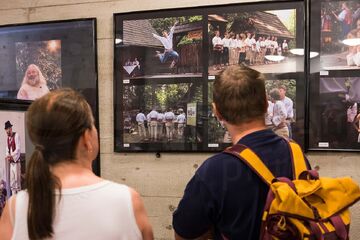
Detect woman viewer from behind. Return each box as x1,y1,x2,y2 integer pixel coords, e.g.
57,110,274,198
0,89,153,240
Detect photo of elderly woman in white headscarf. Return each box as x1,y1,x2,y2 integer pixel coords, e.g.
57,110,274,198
17,64,50,100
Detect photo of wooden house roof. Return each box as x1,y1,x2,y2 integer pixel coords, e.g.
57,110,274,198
247,11,294,39
208,11,294,39
173,21,202,35
123,19,163,48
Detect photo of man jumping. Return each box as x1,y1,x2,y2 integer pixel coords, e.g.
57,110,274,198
152,21,180,68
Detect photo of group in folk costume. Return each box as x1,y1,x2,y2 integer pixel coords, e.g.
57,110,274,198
208,9,298,75
120,82,202,145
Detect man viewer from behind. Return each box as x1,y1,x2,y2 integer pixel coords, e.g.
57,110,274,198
172,65,308,239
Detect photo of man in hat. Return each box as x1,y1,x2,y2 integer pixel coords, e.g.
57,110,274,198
0,179,6,216
4,120,21,196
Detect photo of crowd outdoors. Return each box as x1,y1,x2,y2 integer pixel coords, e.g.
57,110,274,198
310,77,360,149
0,111,26,217
118,16,203,79
15,40,62,100
208,79,296,144
208,9,297,75
120,82,203,145
321,1,360,70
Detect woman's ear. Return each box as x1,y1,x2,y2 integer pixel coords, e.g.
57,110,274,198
264,98,269,112
82,129,93,153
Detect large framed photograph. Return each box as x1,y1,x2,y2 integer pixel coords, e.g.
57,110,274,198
0,102,31,213
114,7,206,152
114,1,306,152
0,19,100,174
309,0,360,151
0,19,98,104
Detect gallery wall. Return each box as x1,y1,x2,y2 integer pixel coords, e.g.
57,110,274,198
0,0,359,239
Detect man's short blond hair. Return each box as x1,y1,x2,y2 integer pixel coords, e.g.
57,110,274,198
269,88,281,101
213,65,267,125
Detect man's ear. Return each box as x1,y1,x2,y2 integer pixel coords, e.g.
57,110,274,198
212,102,224,121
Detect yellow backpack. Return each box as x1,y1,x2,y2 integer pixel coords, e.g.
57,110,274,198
224,140,360,240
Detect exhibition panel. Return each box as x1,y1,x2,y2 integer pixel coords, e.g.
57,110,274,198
114,1,306,152
308,0,360,151
0,19,100,173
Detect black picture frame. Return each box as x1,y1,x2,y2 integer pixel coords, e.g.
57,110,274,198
114,0,306,152
0,18,100,174
308,0,360,151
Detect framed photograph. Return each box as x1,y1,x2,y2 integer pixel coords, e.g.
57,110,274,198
114,1,306,152
309,0,360,71
207,75,302,151
208,7,303,75
318,0,360,71
0,19,98,104
0,19,100,174
15,40,62,97
309,76,360,150
0,102,31,206
115,13,203,79
115,78,204,151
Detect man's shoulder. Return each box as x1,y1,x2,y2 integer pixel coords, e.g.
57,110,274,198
285,96,293,103
197,151,242,176
19,84,30,91
239,129,289,151
206,151,235,163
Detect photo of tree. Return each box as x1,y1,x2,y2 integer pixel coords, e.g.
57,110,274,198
15,40,62,90
121,82,203,145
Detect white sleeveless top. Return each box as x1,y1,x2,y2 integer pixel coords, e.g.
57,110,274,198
11,181,142,240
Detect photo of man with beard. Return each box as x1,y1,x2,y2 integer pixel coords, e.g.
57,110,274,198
17,64,50,100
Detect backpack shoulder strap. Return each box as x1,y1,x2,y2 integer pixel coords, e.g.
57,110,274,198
286,139,308,180
224,144,275,186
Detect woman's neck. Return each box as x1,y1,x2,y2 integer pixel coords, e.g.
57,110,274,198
51,161,101,188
